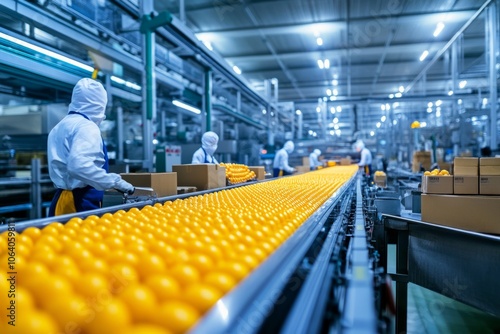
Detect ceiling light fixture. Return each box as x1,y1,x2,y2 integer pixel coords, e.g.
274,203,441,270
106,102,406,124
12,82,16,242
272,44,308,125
428,102,433,108
295,109,302,115
393,120,398,125
232,65,242,74
395,92,402,98
370,131,375,136
316,107,321,113
330,107,335,114
262,109,267,114
435,100,442,106
173,100,201,114
459,80,467,89
448,90,454,96
326,89,332,96
427,107,433,113
332,79,338,86
336,106,342,112
381,104,386,111
381,115,386,122
389,94,394,99
317,59,324,69
333,117,339,124
376,122,381,128
419,50,429,61
399,86,405,93
333,89,338,96
316,37,323,46
433,22,445,37
324,59,330,69
329,96,335,101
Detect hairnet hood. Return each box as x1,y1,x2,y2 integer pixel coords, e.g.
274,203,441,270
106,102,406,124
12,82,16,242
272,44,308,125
68,78,107,124
201,131,219,155
314,149,321,156
355,140,365,151
284,141,294,154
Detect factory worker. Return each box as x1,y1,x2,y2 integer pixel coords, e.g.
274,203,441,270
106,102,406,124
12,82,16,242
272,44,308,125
47,78,134,216
355,140,373,176
192,131,219,164
309,149,322,171
273,140,296,177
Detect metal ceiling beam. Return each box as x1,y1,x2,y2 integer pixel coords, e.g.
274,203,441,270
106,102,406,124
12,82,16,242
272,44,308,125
224,41,453,63
195,9,477,38
404,0,493,94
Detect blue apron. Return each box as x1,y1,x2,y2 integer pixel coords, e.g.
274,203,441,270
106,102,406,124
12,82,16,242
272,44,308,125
48,111,109,216
202,147,214,163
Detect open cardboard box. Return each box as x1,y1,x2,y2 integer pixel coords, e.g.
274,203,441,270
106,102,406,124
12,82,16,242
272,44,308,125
172,164,226,190
120,172,177,197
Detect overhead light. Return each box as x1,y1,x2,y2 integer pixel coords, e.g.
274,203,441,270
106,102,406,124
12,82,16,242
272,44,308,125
111,76,141,90
330,107,335,114
385,103,390,110
433,22,445,37
389,94,394,99
419,50,429,61
334,124,340,130
326,89,332,96
376,122,381,128
448,90,454,96
393,119,398,125
459,80,467,89
316,37,323,46
322,96,328,101
436,107,441,112
0,31,94,72
295,109,302,115
393,102,399,108
270,112,274,116
436,100,442,106
483,98,488,105
333,117,339,124
324,59,330,69
398,85,405,93
458,99,463,105
436,110,441,118
308,130,313,135
381,104,386,111
333,89,338,96
173,100,201,114
232,65,241,74
370,131,375,136
316,107,321,113
317,59,324,69
198,37,213,51
335,129,341,136
262,109,267,115
420,121,427,127
329,96,335,101
332,79,338,86
427,107,433,113
381,115,386,122
428,102,433,108
336,106,342,112
395,92,402,98
330,130,335,136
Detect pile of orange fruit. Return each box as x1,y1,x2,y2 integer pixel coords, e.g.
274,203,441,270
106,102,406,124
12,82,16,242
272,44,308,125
0,165,357,334
423,169,450,176
219,163,256,184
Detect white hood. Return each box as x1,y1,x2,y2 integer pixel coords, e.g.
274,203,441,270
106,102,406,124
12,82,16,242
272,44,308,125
68,78,107,124
284,141,294,154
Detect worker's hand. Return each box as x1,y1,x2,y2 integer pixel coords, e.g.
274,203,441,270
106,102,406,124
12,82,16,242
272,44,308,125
115,179,135,195
293,168,298,173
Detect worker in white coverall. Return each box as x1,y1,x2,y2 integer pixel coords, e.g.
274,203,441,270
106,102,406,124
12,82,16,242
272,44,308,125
273,141,296,177
355,140,373,176
47,78,134,216
192,131,219,164
309,149,322,170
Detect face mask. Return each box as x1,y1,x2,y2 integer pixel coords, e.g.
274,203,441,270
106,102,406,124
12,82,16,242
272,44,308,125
205,146,216,156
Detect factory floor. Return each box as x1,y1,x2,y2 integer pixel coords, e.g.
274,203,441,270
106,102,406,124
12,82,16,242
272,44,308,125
387,245,500,333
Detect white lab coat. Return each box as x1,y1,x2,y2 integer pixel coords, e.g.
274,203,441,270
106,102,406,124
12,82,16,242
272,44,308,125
192,147,219,164
309,152,321,168
273,148,294,173
358,147,373,167
47,79,123,191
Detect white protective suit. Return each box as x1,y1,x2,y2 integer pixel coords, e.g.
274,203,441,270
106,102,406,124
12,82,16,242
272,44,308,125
273,141,295,175
47,78,133,193
356,141,373,167
192,131,219,164
309,149,322,169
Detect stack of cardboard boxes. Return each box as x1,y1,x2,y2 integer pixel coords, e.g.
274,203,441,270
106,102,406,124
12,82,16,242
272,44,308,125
421,157,500,234
412,151,431,173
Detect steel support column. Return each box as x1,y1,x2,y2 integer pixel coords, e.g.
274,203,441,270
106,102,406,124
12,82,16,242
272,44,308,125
204,68,213,132
30,159,41,220
488,2,498,149
117,106,124,161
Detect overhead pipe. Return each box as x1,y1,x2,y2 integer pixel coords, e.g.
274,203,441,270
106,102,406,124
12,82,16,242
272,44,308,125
212,104,266,130
487,2,498,149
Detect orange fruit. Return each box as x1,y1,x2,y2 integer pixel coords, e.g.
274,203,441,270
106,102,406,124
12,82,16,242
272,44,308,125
188,254,214,275
204,272,237,293
117,283,158,322
44,294,89,331
135,253,166,280
21,227,42,241
83,298,131,334
144,274,181,301
122,325,172,334
8,310,58,334
182,282,223,313
74,273,110,298
152,301,199,334
169,264,200,287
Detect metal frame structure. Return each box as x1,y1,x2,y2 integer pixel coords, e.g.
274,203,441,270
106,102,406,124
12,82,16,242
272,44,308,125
383,214,500,334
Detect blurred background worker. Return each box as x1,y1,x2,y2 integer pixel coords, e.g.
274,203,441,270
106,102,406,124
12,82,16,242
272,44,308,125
192,131,219,164
273,140,296,177
355,140,373,176
309,149,322,171
47,78,135,216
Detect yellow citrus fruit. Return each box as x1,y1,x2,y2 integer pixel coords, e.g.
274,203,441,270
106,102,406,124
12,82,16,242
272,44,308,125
204,272,237,294
144,274,181,302
152,301,200,334
117,283,158,322
82,298,131,334
182,282,223,313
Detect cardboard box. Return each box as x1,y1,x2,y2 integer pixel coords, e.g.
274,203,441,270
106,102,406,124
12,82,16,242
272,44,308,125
454,166,478,176
373,173,387,183
172,164,226,190
375,181,387,188
120,172,177,197
302,157,310,167
421,194,500,234
453,176,478,195
422,175,453,194
249,166,266,180
480,176,500,195
340,157,352,165
454,157,478,167
480,157,500,166
480,165,500,176
295,166,310,174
